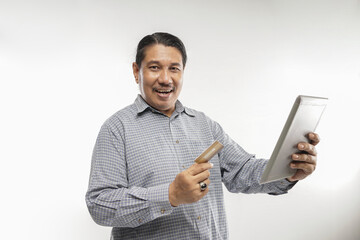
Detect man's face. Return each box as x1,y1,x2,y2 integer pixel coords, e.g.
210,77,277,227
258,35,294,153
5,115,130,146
133,44,184,117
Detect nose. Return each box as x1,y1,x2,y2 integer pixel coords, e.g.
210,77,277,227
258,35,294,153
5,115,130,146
158,69,172,85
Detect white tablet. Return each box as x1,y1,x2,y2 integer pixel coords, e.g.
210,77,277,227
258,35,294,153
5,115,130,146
260,95,328,184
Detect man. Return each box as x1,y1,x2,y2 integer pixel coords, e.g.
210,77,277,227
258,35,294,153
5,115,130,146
85,32,319,239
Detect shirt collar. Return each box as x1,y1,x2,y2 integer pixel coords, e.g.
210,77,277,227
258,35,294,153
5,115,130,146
134,95,150,114
134,95,195,117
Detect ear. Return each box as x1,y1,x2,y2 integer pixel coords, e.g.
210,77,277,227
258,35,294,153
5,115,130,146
132,62,140,84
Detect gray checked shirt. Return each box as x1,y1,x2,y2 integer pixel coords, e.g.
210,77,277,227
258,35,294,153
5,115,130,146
86,95,294,240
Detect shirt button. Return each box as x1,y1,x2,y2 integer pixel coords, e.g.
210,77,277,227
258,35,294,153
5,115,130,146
176,140,179,144
138,219,142,223
182,165,186,169
197,216,201,220
161,209,165,214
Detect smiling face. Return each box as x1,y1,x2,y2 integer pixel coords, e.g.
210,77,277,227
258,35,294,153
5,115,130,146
132,44,184,117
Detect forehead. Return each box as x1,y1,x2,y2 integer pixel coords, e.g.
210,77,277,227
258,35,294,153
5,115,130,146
142,44,183,65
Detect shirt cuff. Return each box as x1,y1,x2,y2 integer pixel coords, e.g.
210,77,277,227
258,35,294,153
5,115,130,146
147,183,174,219
279,178,297,188
268,178,297,195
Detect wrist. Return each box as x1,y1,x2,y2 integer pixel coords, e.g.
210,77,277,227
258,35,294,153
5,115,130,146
168,182,179,207
286,177,294,182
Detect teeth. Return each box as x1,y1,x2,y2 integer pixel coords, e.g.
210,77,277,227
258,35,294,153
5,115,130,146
156,89,172,93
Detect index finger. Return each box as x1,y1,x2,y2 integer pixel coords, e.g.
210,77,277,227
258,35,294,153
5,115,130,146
187,163,213,176
308,132,320,146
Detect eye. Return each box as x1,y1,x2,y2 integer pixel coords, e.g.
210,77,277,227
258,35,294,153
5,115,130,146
170,66,181,72
149,65,160,70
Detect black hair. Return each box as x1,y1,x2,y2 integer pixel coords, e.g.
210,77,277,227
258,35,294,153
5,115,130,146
135,32,187,67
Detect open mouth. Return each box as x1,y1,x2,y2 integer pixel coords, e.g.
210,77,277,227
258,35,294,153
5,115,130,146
154,88,173,96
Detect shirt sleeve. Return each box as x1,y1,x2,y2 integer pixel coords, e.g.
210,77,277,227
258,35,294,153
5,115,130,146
207,117,296,195
85,121,174,228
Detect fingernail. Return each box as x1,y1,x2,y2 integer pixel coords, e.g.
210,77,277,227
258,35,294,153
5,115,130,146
210,163,214,168
293,154,299,159
299,144,304,149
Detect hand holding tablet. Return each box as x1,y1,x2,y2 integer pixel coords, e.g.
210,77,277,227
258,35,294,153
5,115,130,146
260,95,328,184
288,132,320,182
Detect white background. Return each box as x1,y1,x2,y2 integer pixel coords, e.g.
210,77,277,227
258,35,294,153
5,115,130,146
1,0,360,239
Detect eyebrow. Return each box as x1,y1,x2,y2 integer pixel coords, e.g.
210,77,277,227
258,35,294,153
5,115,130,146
147,61,182,67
